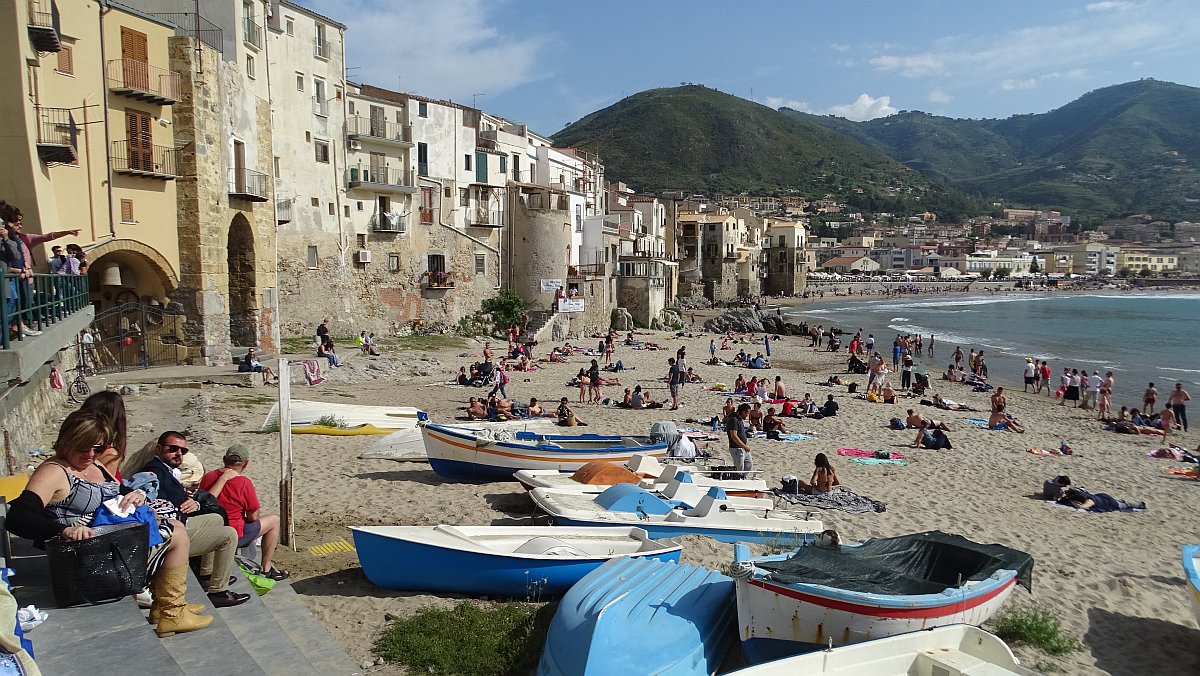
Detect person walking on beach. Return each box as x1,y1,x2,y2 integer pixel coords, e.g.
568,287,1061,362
1083,371,1102,410
667,357,685,410
1143,382,1158,416
927,334,935,357
1039,361,1052,396
953,346,963,369
1023,358,1037,392
1169,383,1190,431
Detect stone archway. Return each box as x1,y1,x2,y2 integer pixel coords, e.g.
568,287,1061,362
227,214,257,347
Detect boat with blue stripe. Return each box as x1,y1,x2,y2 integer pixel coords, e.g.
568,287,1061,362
1184,544,1200,628
421,422,668,483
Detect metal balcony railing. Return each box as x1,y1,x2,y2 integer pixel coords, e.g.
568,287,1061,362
35,106,77,164
346,166,415,190
314,39,330,59
568,263,607,278
228,168,269,201
370,212,407,233
276,198,293,224
1,273,89,350
107,59,180,104
313,96,329,117
346,116,412,144
243,17,262,49
111,140,179,179
467,209,505,228
27,0,61,52
426,271,455,289
144,11,222,51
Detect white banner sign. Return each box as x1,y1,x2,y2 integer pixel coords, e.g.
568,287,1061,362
541,278,564,292
558,298,585,313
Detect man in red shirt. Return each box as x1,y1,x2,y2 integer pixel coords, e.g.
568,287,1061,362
198,445,289,581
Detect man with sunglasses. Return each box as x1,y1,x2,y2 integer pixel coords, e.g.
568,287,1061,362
138,431,250,608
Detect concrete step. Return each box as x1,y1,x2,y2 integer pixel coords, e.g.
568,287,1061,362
157,571,268,676
257,578,363,674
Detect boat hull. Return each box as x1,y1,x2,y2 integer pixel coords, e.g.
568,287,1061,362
551,515,817,546
350,525,681,597
1184,545,1200,628
538,557,734,676
422,424,668,483
735,572,1019,664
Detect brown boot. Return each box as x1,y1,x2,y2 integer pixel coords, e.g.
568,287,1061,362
149,602,207,624
152,564,214,637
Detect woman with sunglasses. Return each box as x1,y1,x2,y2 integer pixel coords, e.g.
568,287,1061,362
6,409,212,636
78,391,128,480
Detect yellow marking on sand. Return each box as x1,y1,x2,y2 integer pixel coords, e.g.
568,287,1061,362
309,538,356,556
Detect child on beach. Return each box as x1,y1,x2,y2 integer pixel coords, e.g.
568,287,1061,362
1097,387,1112,420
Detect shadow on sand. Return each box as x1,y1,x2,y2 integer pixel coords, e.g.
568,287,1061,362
1086,607,1200,675
352,469,445,486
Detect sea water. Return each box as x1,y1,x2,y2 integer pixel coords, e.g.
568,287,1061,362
787,293,1200,401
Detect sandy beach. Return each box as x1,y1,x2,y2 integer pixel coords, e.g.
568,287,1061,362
78,320,1200,675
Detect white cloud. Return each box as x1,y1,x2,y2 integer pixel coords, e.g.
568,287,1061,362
999,78,1037,90
827,94,897,121
303,0,549,101
928,88,954,104
765,96,811,112
1041,68,1088,80
869,53,947,78
1087,1,1136,12
829,43,851,52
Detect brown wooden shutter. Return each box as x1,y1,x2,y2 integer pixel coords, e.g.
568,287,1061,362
57,46,73,74
126,109,152,170
120,28,149,90
120,199,134,222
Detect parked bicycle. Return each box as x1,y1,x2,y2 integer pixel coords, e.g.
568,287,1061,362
67,363,92,403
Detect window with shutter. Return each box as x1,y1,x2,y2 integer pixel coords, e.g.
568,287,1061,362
126,109,153,171
57,46,73,74
120,199,134,223
120,28,149,91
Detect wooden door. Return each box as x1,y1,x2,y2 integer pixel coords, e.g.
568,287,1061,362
420,187,434,224
126,109,152,171
233,141,246,192
369,105,385,137
120,27,149,91
369,151,386,183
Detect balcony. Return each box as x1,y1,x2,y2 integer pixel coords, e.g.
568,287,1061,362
346,166,417,194
370,212,406,233
107,59,180,105
228,168,270,202
313,38,330,60
242,18,262,50
111,140,179,180
568,263,607,278
313,96,329,117
27,0,61,52
467,208,505,228
34,106,77,164
347,116,413,147
618,226,635,241
276,198,293,224
1,274,94,382
425,271,455,289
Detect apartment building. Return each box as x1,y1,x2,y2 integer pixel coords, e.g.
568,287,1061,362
1115,250,1178,274
761,221,807,296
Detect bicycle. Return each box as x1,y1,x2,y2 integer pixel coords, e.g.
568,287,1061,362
67,363,92,403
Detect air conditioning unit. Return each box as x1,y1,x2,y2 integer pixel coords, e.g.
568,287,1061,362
349,140,362,150
356,249,372,263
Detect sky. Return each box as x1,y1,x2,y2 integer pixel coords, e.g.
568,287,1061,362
296,0,1200,136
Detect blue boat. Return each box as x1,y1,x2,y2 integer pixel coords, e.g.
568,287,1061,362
349,525,680,597
538,556,735,676
1184,544,1200,628
422,423,669,482
529,482,824,545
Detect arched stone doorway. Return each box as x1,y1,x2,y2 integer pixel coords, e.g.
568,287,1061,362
227,214,258,347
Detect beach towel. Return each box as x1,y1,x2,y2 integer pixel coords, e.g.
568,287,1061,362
837,448,905,460
1147,447,1186,460
1166,467,1200,478
771,486,885,514
294,359,325,386
966,418,989,427
849,457,908,466
1027,448,1069,456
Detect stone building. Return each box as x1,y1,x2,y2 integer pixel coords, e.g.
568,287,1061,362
761,221,808,296
675,206,764,302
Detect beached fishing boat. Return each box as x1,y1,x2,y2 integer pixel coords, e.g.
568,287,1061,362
538,556,735,676
731,531,1034,663
1184,545,1200,627
514,460,769,497
528,483,823,545
421,423,668,482
349,525,681,597
725,625,1038,675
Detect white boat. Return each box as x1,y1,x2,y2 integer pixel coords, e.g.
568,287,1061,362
731,531,1033,663
726,625,1039,675
1184,545,1200,627
350,525,681,597
529,483,823,545
422,423,668,483
515,459,768,497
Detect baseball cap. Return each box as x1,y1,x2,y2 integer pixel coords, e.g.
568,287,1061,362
224,444,251,463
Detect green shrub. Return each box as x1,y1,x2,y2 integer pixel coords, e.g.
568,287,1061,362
374,600,555,676
990,606,1081,656
313,414,347,428
480,289,526,334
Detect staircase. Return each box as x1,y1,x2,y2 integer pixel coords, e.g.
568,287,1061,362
525,309,559,343
9,539,361,675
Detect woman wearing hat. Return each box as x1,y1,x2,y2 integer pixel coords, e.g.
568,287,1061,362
1023,357,1037,392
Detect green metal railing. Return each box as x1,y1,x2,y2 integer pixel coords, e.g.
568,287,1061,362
1,273,90,350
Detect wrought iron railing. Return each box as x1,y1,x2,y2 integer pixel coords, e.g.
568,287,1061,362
228,168,269,199
276,198,293,224
467,209,505,227
346,166,414,188
143,11,223,52
107,59,180,102
370,212,407,232
426,271,455,289
1,273,90,350
243,17,262,49
35,106,76,148
111,140,179,178
313,96,329,116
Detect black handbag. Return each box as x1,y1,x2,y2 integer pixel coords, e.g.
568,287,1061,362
45,522,149,607
193,489,229,526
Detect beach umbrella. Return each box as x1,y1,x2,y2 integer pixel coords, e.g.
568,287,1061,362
765,335,772,357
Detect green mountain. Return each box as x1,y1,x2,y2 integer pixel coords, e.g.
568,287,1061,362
789,79,1200,220
550,85,929,198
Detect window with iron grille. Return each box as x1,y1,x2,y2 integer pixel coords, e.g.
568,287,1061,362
475,254,485,275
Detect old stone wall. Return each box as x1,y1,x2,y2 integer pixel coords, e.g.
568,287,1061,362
617,277,667,327
0,349,76,475
507,199,575,308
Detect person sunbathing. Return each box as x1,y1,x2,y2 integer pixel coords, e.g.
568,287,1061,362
987,411,1026,433
733,374,747,394
722,397,737,420
932,394,977,411
556,398,587,426
880,383,897,404
905,409,950,431
763,408,787,439
824,375,845,386
720,338,729,350
912,420,953,449
630,386,663,409
548,348,567,363
465,397,487,420
527,398,549,417
1056,487,1145,512
686,367,703,383
456,367,470,386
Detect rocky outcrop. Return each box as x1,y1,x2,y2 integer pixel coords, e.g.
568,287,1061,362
703,308,763,333
610,308,634,331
